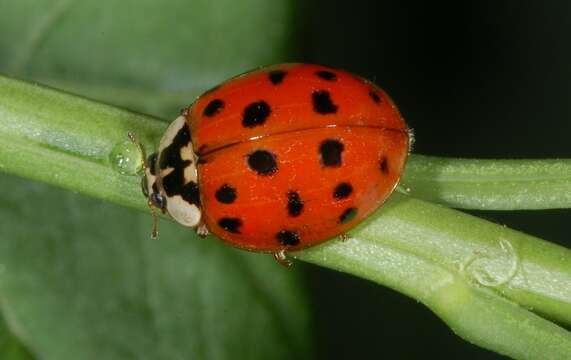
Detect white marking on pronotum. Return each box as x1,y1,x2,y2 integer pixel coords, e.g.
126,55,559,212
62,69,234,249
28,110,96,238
154,116,202,227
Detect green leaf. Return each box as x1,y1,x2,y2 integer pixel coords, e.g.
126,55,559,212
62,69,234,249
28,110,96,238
0,312,33,360
0,0,311,359
0,173,311,359
0,0,297,117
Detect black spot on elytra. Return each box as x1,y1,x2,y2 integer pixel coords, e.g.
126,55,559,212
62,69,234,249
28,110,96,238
203,99,224,117
268,70,287,85
247,150,278,176
181,181,200,206
147,152,158,175
339,207,357,224
159,124,191,170
287,191,304,217
218,217,242,234
243,101,271,128
333,182,353,199
369,90,381,104
316,70,337,81
380,156,389,174
312,90,338,114
215,184,237,204
276,230,300,246
319,139,344,167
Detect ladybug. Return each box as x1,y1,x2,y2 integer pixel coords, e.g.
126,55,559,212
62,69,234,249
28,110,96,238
134,63,410,266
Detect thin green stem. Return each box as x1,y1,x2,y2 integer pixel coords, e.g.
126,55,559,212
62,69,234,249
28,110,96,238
2,75,571,358
402,154,571,210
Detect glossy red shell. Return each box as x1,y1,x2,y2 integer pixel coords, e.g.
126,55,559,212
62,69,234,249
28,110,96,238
186,63,409,252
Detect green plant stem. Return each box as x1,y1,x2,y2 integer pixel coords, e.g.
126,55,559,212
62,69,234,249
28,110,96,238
402,154,571,210
0,76,164,209
2,75,571,358
295,193,571,358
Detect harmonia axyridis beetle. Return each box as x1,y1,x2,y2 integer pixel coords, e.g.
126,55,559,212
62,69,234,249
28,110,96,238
132,63,410,266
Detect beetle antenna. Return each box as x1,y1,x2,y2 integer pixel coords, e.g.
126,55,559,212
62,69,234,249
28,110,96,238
127,132,149,172
129,132,160,239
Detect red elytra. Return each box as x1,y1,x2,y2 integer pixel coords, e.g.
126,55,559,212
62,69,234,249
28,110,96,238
181,63,410,253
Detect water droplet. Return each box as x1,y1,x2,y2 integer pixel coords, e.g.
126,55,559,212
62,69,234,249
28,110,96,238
109,140,142,175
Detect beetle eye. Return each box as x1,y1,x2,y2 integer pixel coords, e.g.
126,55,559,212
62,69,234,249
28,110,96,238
147,153,158,172
150,192,166,209
141,177,149,197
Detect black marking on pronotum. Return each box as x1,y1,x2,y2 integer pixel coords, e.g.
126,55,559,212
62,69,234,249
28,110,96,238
333,182,353,199
216,184,237,204
312,90,338,114
181,181,200,206
162,172,201,206
247,149,278,176
203,99,224,117
315,70,337,81
339,207,357,224
161,170,185,197
158,123,201,205
276,230,300,246
243,101,271,128
159,123,191,170
287,191,304,217
380,156,389,174
319,139,344,167
147,153,158,175
369,90,381,104
268,70,287,85
218,217,242,234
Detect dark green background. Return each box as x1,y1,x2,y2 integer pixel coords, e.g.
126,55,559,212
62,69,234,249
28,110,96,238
302,2,570,359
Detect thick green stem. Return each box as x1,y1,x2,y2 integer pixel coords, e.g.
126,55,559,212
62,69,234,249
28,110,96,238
295,193,571,359
2,75,571,358
0,75,163,209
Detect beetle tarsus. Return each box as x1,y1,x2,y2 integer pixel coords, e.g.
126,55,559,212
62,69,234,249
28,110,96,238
273,249,293,268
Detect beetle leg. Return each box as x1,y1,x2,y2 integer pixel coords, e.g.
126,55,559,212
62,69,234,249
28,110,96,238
146,200,159,240
273,249,293,268
196,223,209,238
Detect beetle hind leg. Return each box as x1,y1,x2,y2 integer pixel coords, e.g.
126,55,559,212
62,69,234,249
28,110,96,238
196,222,209,238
